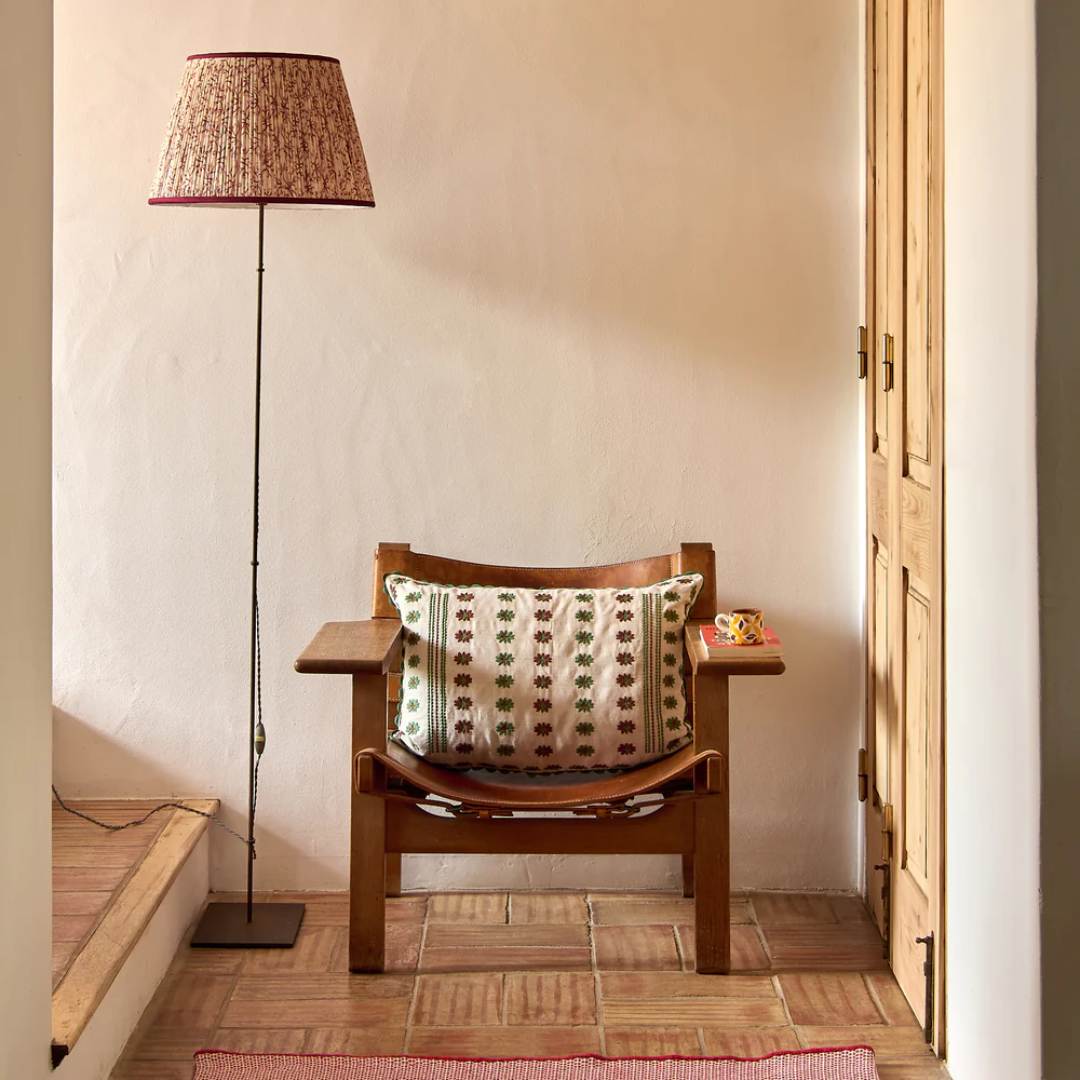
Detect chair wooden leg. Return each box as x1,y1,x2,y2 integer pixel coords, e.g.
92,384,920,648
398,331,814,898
682,854,695,898
350,791,386,972
693,795,730,973
386,853,402,897
349,673,386,972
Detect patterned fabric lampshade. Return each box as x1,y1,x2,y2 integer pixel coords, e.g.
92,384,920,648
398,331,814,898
149,52,374,206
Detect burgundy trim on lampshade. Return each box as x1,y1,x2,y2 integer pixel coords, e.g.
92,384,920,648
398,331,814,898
148,195,376,207
149,52,373,207
185,51,340,63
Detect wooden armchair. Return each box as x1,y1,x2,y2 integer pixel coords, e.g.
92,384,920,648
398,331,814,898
296,542,784,974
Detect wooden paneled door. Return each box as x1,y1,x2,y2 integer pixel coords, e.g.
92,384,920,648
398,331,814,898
861,0,945,1054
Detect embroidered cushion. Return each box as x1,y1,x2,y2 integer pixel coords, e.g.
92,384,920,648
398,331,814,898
384,573,703,772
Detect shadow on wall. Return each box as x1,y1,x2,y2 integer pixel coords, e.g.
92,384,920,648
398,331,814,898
53,707,185,796
50,707,314,889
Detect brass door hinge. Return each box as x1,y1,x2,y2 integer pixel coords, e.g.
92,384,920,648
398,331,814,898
881,802,894,862
857,748,869,802
881,332,895,391
915,932,935,1044
857,324,869,379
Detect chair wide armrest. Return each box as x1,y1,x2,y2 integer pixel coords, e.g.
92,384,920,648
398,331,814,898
295,620,402,675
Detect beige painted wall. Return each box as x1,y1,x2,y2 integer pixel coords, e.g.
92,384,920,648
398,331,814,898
53,1,862,891
944,1,1041,1077
0,0,53,1076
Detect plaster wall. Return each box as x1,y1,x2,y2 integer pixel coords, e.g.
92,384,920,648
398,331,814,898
0,0,54,1075
53,0,863,892
943,1,1041,1076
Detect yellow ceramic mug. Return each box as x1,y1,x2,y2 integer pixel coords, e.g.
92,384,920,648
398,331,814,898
715,608,765,645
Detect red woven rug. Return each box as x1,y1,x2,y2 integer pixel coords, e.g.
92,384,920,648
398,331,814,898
193,1048,878,1079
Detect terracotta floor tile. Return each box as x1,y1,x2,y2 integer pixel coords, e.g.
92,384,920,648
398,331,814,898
286,897,348,927
797,1026,935,1063
385,923,422,972
271,894,424,926
242,927,339,974
54,846,140,868
53,913,98,942
424,923,588,949
510,893,588,924
676,924,770,971
303,1029,407,1054
408,1027,602,1056
219,996,409,1029
179,949,244,975
387,896,428,923
763,927,887,971
590,899,695,925
602,998,787,1027
604,1028,701,1055
325,924,421,974
427,892,507,923
53,890,113,916
152,974,234,1030
730,897,754,924
230,973,413,1001
121,1029,208,1061
586,891,681,901
419,947,592,972
505,972,596,1025
699,1028,802,1057
110,889,922,1077
865,972,920,1026
751,893,840,927
594,925,681,971
829,895,877,925
779,973,884,1026
875,1063,948,1079
234,892,421,929
52,940,78,981
207,1029,307,1053
413,972,503,1026
601,972,776,999
112,1061,195,1079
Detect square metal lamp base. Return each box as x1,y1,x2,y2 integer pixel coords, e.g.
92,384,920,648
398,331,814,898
190,901,305,948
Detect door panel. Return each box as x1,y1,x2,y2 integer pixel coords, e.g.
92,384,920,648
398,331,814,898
902,580,930,888
872,0,889,454
873,546,890,804
863,0,944,1051
904,0,931,473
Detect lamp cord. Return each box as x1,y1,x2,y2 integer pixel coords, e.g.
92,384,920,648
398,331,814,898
252,593,264,846
52,594,266,854
51,785,253,848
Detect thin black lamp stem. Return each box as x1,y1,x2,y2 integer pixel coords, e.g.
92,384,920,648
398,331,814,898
247,202,265,922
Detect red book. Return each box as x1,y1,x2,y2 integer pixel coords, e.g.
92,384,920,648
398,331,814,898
699,623,783,657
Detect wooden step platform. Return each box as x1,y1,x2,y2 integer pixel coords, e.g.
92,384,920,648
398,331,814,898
51,797,218,1065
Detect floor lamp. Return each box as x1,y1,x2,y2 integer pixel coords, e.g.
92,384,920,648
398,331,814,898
149,51,374,947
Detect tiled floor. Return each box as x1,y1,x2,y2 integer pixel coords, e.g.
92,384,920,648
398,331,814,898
52,799,171,986
111,891,948,1079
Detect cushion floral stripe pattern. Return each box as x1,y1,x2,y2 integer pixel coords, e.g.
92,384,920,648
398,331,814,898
384,572,703,773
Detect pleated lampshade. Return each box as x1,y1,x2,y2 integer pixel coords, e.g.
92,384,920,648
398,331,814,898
149,52,374,207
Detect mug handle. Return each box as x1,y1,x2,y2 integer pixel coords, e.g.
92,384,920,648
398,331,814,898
714,613,731,636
